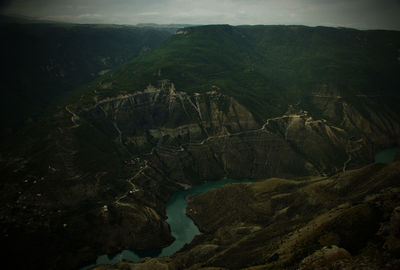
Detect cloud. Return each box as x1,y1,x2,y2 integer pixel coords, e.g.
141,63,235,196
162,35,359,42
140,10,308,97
1,0,400,30
137,11,160,17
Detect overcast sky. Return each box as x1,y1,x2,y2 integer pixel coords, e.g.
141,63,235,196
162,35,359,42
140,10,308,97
1,0,400,30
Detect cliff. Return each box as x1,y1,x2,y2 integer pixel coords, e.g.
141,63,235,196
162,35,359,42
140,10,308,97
94,160,400,269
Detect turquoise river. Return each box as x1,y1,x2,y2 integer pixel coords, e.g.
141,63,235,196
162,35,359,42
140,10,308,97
82,146,400,269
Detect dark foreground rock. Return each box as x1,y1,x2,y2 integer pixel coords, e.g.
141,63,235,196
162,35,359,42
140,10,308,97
94,160,400,270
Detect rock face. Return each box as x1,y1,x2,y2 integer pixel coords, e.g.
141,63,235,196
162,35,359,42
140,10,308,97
378,206,400,259
83,81,259,152
176,162,399,269
83,81,399,180
89,160,400,270
1,79,400,270
299,245,352,270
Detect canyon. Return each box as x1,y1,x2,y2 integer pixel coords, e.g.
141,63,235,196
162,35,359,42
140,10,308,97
0,23,400,270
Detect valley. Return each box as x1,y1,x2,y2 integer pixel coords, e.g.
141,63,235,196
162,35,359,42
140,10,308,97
0,23,400,270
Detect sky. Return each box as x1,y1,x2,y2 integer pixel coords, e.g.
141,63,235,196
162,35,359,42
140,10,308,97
1,0,400,30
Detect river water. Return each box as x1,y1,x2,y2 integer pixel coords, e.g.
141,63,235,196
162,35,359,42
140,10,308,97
82,146,400,269
374,146,400,163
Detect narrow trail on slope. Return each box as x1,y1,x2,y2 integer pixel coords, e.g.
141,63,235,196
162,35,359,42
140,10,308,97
343,138,364,173
114,161,148,208
65,105,80,128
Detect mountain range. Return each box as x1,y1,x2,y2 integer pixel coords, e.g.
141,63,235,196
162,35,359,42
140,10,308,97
0,20,400,270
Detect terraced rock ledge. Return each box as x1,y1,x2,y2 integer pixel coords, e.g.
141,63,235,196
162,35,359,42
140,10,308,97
93,159,400,269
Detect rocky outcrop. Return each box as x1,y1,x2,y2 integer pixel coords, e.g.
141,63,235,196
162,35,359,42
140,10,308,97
88,160,400,270
299,245,352,270
83,82,259,152
1,80,400,270
81,81,400,183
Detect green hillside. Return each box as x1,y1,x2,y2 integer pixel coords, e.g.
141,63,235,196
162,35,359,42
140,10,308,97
89,25,400,120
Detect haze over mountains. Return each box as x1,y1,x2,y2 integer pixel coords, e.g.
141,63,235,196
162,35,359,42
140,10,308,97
0,14,400,270
2,0,400,30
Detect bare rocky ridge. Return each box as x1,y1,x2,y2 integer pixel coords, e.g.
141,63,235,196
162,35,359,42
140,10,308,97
0,80,399,270
83,81,399,179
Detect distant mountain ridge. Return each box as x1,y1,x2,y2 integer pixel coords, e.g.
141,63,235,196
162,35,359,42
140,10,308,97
135,23,199,28
87,24,400,120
